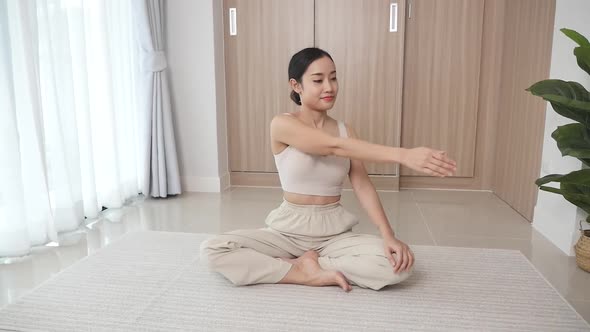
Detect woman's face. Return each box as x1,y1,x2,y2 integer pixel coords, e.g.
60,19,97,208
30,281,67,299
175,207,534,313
292,56,338,111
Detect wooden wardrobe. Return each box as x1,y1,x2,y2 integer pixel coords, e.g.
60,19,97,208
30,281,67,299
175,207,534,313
222,0,556,222
224,0,408,189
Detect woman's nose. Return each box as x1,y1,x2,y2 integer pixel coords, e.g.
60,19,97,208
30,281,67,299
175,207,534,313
324,80,334,92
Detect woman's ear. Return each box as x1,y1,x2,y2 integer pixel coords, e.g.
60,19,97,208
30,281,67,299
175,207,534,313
289,78,302,94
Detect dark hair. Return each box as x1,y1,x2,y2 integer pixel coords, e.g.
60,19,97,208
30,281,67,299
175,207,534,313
288,48,334,105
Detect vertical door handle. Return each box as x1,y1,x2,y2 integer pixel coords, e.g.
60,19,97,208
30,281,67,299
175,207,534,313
389,3,398,32
229,8,237,36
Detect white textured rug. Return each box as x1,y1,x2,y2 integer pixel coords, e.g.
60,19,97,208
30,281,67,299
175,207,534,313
0,231,588,332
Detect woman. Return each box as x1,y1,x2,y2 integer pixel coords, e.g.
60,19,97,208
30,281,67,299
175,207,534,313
201,48,457,292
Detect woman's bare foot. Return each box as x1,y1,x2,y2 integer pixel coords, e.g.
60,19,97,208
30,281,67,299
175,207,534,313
278,251,352,292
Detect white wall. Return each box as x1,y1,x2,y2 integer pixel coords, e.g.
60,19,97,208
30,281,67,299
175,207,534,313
533,0,590,255
165,0,228,192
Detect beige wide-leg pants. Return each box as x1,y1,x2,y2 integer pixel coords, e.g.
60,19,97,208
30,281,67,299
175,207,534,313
200,200,412,290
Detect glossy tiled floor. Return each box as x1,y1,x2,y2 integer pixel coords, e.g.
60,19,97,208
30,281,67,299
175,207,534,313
1,188,589,323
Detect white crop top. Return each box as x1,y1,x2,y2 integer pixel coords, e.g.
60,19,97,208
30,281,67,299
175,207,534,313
273,120,351,196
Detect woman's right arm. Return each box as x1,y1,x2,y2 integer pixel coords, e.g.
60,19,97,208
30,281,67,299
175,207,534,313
270,114,457,177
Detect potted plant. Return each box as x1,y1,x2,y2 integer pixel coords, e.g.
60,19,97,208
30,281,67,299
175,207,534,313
527,28,590,272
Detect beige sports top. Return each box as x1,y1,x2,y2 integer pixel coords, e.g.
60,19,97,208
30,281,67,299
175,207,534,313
273,119,350,196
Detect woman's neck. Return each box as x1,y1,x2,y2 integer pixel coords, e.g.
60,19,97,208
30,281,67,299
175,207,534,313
299,106,328,129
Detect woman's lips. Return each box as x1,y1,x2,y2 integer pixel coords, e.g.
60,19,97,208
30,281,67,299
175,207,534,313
322,96,334,101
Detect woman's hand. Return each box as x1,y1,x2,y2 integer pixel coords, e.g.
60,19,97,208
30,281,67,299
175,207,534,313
383,235,414,274
401,147,457,177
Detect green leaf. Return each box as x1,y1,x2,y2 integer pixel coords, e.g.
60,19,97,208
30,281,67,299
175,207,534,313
536,170,590,214
574,46,590,77
536,173,566,186
539,185,590,214
564,197,590,216
551,124,590,166
535,170,590,192
527,80,590,127
543,95,590,111
561,28,590,47
527,80,590,101
552,104,590,129
562,191,590,215
561,183,590,196
559,169,590,186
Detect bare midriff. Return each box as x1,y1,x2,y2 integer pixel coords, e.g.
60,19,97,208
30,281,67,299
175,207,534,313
283,191,341,205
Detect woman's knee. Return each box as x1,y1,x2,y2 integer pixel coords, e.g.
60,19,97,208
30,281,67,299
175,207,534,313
387,265,413,285
199,235,238,268
367,256,414,290
199,238,214,267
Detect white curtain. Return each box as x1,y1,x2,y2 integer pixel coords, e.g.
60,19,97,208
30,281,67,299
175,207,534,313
133,0,181,198
0,0,144,260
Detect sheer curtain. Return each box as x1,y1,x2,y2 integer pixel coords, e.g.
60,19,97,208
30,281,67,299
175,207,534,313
0,0,145,261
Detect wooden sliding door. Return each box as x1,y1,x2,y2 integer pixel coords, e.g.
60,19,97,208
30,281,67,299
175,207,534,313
315,0,406,177
401,0,485,177
224,0,315,172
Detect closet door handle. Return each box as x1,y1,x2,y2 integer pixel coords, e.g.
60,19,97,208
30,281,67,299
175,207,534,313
229,8,237,36
389,3,398,32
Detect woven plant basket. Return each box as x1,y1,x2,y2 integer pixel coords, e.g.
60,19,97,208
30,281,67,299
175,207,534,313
575,228,590,273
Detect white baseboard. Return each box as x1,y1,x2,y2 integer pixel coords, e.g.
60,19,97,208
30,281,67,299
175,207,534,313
219,172,231,191
182,176,224,193
533,191,579,256
533,220,577,257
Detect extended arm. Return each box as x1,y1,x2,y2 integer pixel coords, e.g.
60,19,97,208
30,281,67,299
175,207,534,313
270,114,457,177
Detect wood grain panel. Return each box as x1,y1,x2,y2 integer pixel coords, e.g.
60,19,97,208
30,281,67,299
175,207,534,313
401,0,507,190
401,0,485,177
315,0,406,177
224,0,314,172
493,0,556,221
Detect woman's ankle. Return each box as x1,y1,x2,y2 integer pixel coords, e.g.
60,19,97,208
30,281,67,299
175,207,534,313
278,261,304,284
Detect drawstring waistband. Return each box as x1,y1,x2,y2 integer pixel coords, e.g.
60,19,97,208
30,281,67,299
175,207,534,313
279,199,341,215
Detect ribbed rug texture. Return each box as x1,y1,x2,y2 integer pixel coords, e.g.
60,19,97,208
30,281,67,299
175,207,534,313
0,231,588,331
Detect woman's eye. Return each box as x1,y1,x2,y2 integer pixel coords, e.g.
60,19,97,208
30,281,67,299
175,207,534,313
313,80,322,83
331,77,337,81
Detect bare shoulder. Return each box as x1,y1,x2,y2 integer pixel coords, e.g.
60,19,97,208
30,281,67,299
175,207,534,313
270,113,298,153
271,112,299,126
343,122,359,138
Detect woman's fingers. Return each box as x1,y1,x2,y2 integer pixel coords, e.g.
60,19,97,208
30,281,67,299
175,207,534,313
433,155,456,170
386,248,397,269
433,151,457,169
386,243,415,274
393,252,402,273
424,164,452,177
387,246,400,272
399,248,415,272
423,151,457,176
399,250,409,272
427,160,455,176
407,148,456,176
395,249,407,273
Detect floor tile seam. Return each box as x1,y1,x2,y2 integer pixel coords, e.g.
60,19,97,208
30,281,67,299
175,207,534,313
411,191,438,246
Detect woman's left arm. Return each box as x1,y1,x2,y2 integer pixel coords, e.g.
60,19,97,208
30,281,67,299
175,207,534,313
346,124,414,273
